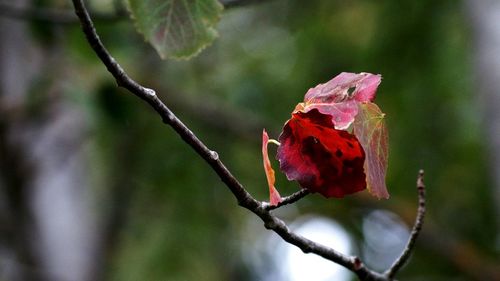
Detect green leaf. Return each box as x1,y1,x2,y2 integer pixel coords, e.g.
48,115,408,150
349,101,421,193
127,0,223,59
353,102,389,199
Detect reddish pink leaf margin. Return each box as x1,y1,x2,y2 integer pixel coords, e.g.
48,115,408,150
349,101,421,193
262,129,282,205
295,72,382,130
353,102,389,199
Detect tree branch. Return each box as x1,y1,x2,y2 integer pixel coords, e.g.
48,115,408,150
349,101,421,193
0,2,126,24
385,169,426,279
263,189,310,211
0,0,271,25
71,0,260,211
70,1,423,280
219,0,274,9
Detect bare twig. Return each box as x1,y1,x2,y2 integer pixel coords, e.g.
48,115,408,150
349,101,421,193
264,189,310,211
385,169,426,279
70,1,423,280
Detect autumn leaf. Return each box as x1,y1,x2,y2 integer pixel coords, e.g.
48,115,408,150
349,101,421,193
127,0,223,59
294,100,358,131
262,130,281,206
277,109,366,198
353,103,389,199
262,72,388,202
296,72,382,130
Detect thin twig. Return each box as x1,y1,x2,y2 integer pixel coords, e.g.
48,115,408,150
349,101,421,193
385,169,426,279
264,189,310,211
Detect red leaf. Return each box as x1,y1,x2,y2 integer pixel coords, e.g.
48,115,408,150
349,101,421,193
297,72,382,130
277,109,366,198
353,103,389,199
294,100,358,130
262,129,282,206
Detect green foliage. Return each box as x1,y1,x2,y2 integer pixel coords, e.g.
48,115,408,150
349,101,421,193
127,0,223,59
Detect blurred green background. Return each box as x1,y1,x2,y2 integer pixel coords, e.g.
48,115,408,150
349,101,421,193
0,0,499,280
